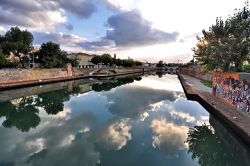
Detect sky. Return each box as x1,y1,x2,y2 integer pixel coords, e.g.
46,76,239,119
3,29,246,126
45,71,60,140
0,0,247,63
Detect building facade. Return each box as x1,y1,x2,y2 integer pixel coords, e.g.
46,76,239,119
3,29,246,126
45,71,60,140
67,53,96,68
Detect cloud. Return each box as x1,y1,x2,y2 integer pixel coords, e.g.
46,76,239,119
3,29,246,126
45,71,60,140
0,110,100,166
98,0,123,13
170,111,196,123
105,10,179,47
0,0,66,30
106,86,181,120
77,39,116,51
33,31,86,50
33,31,115,52
81,9,179,51
97,119,132,151
58,0,97,18
0,26,6,35
0,0,97,30
151,118,188,156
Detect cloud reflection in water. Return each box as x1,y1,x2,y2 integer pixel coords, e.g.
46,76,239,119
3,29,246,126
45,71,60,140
151,118,188,156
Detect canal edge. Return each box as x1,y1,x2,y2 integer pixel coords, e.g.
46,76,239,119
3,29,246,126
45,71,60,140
178,73,250,147
0,70,150,91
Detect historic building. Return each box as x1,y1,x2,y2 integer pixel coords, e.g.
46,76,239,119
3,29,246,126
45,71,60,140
67,53,96,68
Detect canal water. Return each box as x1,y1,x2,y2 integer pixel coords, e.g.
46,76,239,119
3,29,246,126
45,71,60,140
0,74,249,166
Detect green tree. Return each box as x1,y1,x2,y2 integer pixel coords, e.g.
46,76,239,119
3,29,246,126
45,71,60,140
193,2,250,72
1,27,33,68
116,58,122,66
122,59,134,67
101,53,112,65
0,52,7,68
38,41,67,68
91,55,102,65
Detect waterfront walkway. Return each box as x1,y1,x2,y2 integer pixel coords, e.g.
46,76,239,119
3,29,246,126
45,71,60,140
179,74,250,147
182,75,211,93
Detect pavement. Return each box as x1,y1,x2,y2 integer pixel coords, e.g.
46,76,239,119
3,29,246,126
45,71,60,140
182,74,211,93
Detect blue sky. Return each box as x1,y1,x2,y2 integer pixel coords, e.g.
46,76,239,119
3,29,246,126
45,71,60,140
0,0,247,62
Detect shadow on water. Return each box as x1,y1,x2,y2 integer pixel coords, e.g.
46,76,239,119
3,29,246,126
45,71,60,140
91,76,141,92
0,88,80,132
186,115,250,166
0,75,142,132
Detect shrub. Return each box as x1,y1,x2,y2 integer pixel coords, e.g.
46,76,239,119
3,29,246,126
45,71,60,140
243,64,250,73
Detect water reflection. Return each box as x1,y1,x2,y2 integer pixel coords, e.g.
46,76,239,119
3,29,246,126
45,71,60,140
151,118,188,156
0,96,40,132
92,76,141,92
106,85,183,120
0,76,141,132
186,115,250,166
0,75,249,166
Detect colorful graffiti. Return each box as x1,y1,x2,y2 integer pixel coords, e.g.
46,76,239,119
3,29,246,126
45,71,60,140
212,72,250,114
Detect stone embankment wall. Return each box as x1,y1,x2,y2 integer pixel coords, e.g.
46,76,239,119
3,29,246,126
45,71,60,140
0,79,97,102
180,67,212,81
0,67,94,84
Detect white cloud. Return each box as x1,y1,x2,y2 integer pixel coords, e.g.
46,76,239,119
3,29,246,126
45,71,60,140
170,111,196,123
0,0,97,30
101,119,132,150
151,118,188,156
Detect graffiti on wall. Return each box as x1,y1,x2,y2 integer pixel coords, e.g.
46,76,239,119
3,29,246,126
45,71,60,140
212,72,250,114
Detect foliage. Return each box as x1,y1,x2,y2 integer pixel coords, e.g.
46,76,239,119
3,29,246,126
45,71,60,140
243,64,250,72
0,52,7,67
200,80,212,88
91,55,102,65
193,2,250,72
122,59,134,67
1,26,33,68
135,61,143,66
0,51,18,68
0,85,82,132
68,58,79,67
156,60,164,67
36,89,70,115
38,41,69,68
91,55,142,67
0,97,40,132
186,124,247,166
101,53,113,65
92,77,136,92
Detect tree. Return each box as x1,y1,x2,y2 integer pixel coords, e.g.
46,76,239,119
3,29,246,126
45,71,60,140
116,58,122,66
135,61,143,66
38,41,67,68
156,60,164,67
1,27,33,68
122,59,134,67
193,2,250,72
101,53,112,65
91,55,102,65
0,52,7,68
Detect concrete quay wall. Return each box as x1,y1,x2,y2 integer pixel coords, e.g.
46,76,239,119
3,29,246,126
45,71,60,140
178,74,250,147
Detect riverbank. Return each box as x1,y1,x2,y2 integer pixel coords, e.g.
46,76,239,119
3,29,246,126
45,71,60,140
178,74,250,147
0,68,155,90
